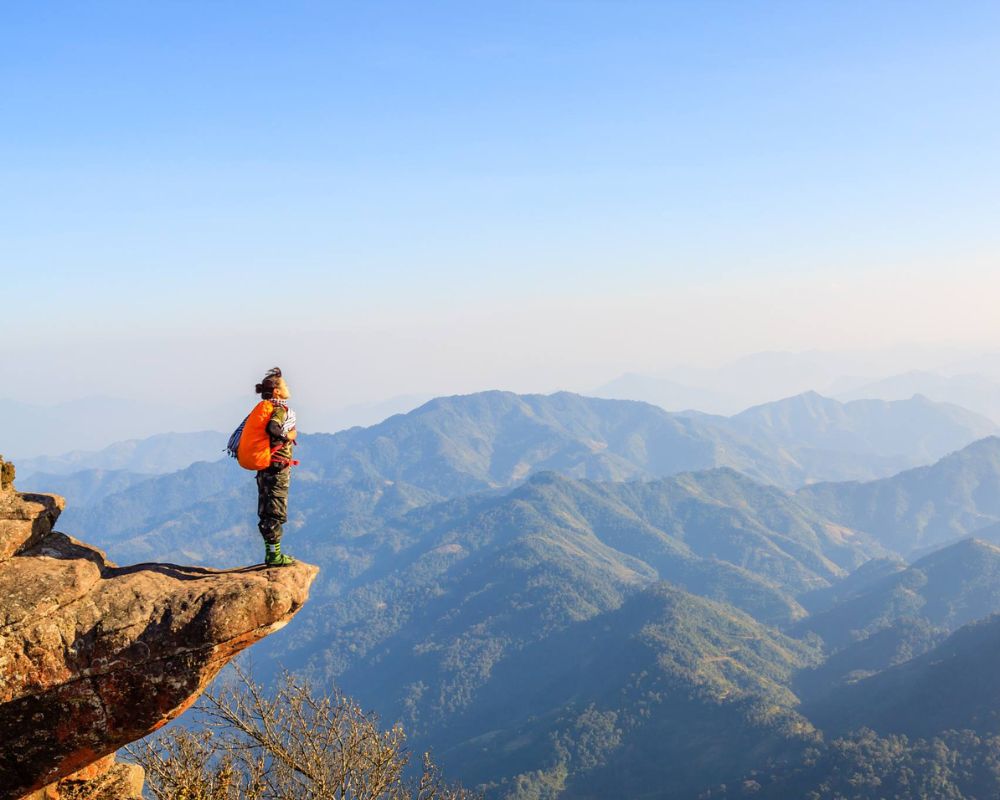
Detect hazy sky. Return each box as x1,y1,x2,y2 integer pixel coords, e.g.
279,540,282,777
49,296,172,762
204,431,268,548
3,1,999,409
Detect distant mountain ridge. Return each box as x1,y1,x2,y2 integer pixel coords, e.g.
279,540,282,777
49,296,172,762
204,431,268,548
595,347,986,417
727,391,995,461
54,388,981,569
43,389,998,536
273,389,997,492
17,468,157,507
15,430,226,478
799,436,1000,555
836,369,1000,424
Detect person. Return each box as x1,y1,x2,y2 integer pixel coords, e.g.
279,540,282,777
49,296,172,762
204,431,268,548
254,367,298,566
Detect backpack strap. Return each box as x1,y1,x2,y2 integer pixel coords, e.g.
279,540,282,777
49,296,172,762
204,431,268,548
269,442,300,468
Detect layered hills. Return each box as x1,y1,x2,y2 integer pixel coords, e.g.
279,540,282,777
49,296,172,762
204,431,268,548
809,611,1000,739
790,538,1000,702
297,469,880,728
48,390,997,569
226,465,890,795
440,582,820,799
15,430,225,479
714,391,996,479
796,538,1000,651
800,436,1000,555
20,390,1000,799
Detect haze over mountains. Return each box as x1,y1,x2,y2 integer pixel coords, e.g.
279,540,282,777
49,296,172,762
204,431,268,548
29,389,994,575
835,370,1000,425
3,394,430,459
13,346,1000,458
594,347,1000,422
16,430,225,478
19,385,1000,798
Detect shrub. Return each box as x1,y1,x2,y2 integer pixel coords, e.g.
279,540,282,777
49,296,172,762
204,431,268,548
127,665,479,800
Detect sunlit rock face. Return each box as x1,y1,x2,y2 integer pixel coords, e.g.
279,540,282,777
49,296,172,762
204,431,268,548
0,488,318,800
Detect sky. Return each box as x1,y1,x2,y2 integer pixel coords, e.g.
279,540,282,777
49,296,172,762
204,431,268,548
3,1,1000,414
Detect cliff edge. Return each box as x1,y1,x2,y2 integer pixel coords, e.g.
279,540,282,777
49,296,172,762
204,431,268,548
0,484,318,799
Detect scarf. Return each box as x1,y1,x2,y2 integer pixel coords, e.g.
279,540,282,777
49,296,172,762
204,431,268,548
270,398,297,436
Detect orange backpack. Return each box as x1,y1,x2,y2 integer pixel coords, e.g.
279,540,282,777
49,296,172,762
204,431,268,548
236,400,277,470
227,401,300,470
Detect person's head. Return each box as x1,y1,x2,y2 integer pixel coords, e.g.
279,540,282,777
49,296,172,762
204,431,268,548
255,367,291,400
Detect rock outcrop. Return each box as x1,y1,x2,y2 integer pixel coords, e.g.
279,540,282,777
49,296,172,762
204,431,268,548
0,487,319,799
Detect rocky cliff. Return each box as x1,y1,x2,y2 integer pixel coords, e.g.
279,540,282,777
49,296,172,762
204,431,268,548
0,484,318,799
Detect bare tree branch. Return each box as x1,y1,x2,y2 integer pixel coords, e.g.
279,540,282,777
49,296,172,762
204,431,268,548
126,667,480,800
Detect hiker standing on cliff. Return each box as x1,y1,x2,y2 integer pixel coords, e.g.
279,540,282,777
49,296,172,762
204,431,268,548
227,367,299,566
255,368,298,565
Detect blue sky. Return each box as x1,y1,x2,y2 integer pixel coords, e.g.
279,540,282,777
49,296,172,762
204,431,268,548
3,2,999,407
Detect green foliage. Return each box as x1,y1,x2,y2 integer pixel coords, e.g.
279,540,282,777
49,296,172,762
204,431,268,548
433,582,819,798
725,729,1000,799
794,618,945,702
808,612,1000,740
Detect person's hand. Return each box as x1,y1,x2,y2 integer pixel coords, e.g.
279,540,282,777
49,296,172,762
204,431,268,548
287,429,298,441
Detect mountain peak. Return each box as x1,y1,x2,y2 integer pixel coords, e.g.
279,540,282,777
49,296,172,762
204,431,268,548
913,535,1000,567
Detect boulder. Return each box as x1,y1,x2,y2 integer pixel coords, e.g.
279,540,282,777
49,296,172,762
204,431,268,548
0,491,318,799
18,754,144,799
0,492,64,562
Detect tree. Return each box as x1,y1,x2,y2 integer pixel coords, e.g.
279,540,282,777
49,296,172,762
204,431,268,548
127,665,479,800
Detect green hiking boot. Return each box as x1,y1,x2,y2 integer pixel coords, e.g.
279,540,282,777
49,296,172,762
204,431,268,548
264,542,296,567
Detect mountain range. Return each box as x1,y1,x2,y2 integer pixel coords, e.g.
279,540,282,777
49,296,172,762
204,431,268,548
21,388,1000,798
836,369,1000,424
15,430,225,478
39,390,999,570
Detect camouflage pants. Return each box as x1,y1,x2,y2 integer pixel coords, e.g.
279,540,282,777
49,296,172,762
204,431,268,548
256,466,290,544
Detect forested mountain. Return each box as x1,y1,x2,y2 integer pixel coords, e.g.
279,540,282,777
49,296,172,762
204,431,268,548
297,391,789,490
52,390,780,564
42,391,799,565
808,612,1000,740
215,467,886,797
731,728,1000,799
22,390,1000,799
795,538,1000,651
799,436,1000,555
727,589,1000,799
287,468,880,711
788,539,1000,703
437,582,820,799
58,460,251,563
